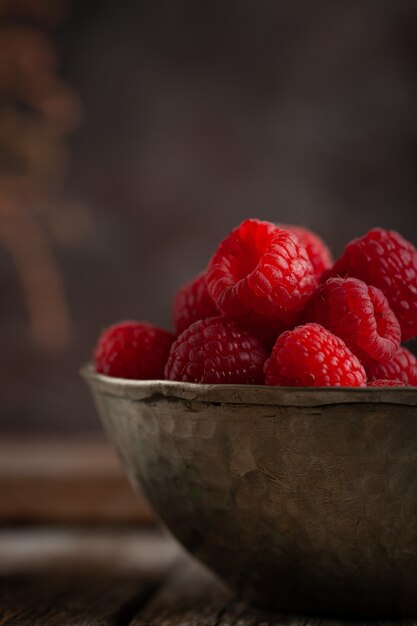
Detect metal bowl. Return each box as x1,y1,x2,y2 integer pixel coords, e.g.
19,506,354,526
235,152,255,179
82,367,417,618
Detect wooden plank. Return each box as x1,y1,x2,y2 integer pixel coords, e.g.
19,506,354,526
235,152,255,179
0,528,182,626
129,558,275,626
130,558,416,626
0,438,153,523
0,571,156,626
131,559,233,626
1,528,415,625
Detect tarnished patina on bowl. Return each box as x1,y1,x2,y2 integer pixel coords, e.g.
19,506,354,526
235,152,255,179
82,367,417,617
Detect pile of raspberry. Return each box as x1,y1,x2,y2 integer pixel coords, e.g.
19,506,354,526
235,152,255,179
93,219,417,388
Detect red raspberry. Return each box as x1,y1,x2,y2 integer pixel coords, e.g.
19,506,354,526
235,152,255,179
94,321,174,380
165,316,267,384
366,346,417,386
172,272,218,335
206,219,317,326
304,277,401,367
368,379,406,387
326,228,417,341
278,224,333,278
264,323,367,387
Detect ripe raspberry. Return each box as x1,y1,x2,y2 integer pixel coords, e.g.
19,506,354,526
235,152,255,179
165,316,267,384
304,277,401,366
172,272,218,335
326,228,417,341
366,346,417,386
206,219,317,326
264,323,367,387
368,379,406,387
278,224,333,278
94,321,174,380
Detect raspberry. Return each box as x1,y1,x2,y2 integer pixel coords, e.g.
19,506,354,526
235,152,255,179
366,346,417,386
304,277,401,367
368,379,406,387
172,272,218,335
326,228,417,341
206,219,317,326
165,316,267,384
278,224,333,278
94,321,174,380
264,323,367,387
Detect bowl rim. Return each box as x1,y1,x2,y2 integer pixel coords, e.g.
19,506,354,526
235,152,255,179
81,365,417,407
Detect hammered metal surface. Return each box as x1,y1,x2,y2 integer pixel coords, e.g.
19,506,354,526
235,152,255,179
83,369,417,618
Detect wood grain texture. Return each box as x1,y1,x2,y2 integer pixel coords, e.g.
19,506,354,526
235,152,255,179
131,559,396,626
0,438,153,523
0,528,182,626
1,528,416,625
0,571,155,626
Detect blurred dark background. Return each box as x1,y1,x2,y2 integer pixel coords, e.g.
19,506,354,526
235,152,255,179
1,0,416,434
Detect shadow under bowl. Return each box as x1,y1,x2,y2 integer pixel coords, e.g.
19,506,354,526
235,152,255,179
82,367,417,618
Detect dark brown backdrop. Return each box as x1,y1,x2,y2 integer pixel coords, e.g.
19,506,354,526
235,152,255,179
1,0,416,433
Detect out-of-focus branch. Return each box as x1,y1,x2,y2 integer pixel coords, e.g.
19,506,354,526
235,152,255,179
0,196,71,353
0,0,81,354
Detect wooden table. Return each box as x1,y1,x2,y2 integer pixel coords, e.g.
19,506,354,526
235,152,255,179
2,527,413,626
0,526,303,626
0,525,369,626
